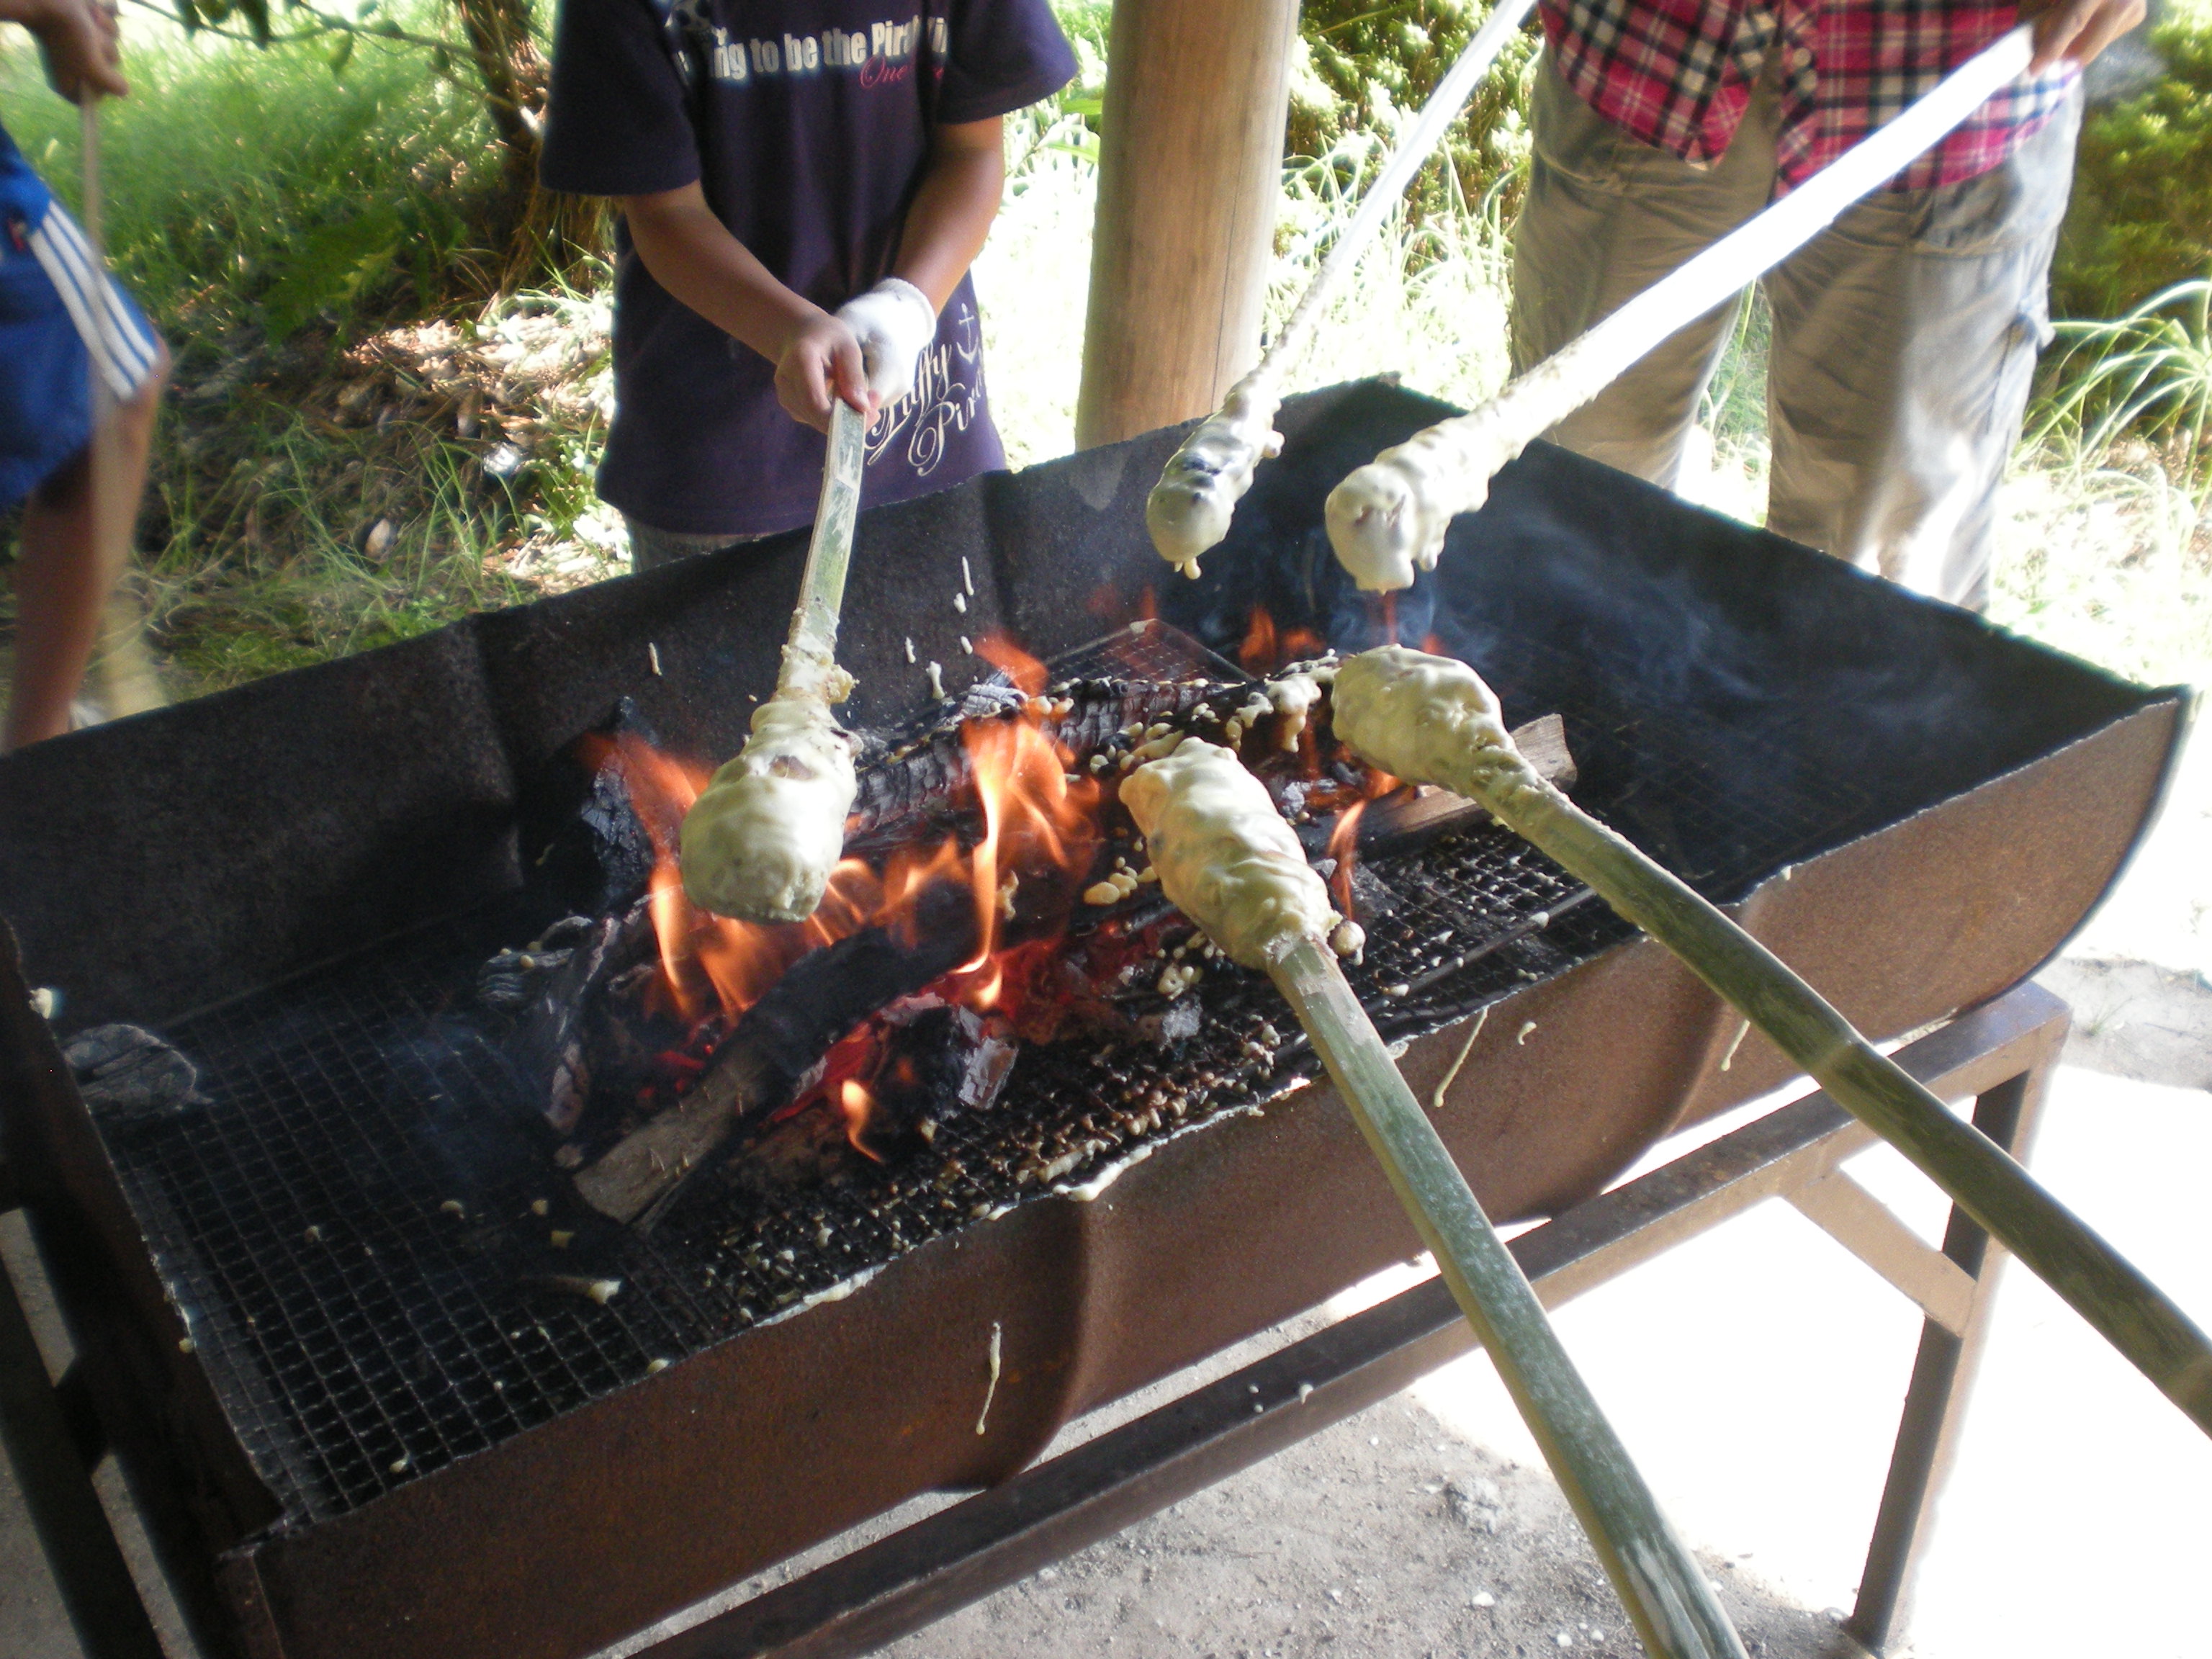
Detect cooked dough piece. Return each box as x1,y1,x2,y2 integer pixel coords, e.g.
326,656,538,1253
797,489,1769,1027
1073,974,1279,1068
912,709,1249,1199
1146,376,1285,579
1329,645,1538,813
1324,408,1524,593
1121,739,1339,971
680,651,858,922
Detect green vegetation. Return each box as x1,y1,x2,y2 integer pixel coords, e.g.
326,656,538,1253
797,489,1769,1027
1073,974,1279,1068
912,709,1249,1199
0,19,607,706
3,22,505,342
2053,0,2212,321
2033,278,2212,502
1290,0,1539,220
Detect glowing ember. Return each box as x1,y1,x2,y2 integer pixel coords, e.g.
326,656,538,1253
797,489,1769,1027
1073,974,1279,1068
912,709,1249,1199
575,617,1456,1202
612,660,1102,1064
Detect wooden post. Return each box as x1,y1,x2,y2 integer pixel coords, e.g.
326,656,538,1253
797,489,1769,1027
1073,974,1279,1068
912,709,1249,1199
1074,0,1298,450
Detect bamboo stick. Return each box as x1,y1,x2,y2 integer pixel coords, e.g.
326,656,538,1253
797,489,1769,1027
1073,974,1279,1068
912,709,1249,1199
1123,739,1746,1659
1273,937,1745,1659
1145,0,1539,577
784,396,868,688
678,398,867,922
1323,27,2036,591
76,97,161,717
1331,646,2212,1434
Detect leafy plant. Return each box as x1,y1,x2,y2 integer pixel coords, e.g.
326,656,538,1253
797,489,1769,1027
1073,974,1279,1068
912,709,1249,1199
2,30,500,341
1288,0,1540,222
2031,276,2212,501
2053,0,2212,320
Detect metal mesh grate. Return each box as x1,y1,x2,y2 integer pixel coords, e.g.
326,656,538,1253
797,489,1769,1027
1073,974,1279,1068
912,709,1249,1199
95,622,1861,1527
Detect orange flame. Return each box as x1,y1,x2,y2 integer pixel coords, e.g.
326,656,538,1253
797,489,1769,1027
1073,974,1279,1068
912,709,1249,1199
837,1079,885,1161
1239,606,1279,673
607,618,1422,1146
1422,632,1445,656
974,632,1048,696
614,688,1101,1043
1327,799,1367,914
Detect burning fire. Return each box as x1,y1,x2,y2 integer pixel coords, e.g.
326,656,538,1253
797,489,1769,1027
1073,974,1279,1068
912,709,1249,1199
602,608,1423,1159
611,635,1102,1148
1238,605,1328,675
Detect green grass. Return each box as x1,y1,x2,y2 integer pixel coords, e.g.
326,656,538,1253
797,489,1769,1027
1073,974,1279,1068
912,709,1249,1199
1,18,503,346
0,19,583,709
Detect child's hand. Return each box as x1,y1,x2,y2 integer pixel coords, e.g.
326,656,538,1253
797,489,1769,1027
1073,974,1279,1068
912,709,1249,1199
835,278,938,408
774,311,876,434
17,0,129,102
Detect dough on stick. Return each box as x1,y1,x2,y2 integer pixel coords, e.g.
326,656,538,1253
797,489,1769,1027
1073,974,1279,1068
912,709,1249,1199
1146,375,1285,579
680,648,857,923
1329,644,1537,809
1121,739,1340,970
1324,407,1523,593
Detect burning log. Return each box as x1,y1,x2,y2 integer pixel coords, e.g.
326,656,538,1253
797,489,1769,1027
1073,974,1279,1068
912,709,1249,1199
1122,737,1746,1659
487,908,660,1136
1331,644,2212,1437
575,881,981,1226
549,631,1586,1233
729,999,1019,1194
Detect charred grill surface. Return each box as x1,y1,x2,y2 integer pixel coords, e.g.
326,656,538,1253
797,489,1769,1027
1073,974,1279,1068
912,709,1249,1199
80,624,1883,1527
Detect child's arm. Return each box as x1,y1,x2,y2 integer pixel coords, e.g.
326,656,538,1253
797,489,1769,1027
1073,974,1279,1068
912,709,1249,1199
836,116,1006,405
0,0,129,102
620,115,1007,434
890,116,1007,312
619,185,873,436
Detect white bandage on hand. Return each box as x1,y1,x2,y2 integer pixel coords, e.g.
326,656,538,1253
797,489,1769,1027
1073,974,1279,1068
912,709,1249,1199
835,277,938,407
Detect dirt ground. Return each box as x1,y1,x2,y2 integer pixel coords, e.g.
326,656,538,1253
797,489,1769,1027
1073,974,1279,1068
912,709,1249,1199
870,1393,1854,1659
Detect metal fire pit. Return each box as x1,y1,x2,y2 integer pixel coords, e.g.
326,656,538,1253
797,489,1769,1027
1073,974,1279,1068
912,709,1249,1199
0,379,2188,1659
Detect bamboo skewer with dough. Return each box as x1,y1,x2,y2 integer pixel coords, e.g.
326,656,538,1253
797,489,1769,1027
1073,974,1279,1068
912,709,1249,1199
1324,25,2036,591
681,399,868,923
1144,0,1541,577
1329,644,2212,1437
1123,740,1748,1659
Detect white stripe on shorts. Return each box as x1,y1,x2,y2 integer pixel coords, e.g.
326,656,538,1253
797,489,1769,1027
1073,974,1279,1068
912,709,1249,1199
40,205,158,377
27,207,158,401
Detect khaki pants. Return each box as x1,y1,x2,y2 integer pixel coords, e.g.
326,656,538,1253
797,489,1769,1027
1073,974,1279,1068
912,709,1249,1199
1510,51,2082,611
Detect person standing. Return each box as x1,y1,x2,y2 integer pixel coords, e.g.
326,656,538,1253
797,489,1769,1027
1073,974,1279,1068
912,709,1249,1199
1,0,167,750
1509,0,2144,609
539,0,1076,569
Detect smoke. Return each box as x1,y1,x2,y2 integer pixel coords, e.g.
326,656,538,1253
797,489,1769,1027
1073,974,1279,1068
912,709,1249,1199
1138,391,2153,903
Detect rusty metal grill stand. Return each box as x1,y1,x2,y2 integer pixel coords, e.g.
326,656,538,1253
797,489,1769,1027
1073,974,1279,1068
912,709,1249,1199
1,981,2067,1659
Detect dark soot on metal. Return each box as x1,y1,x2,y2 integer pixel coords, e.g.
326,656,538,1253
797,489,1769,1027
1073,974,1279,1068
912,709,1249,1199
91,615,1879,1526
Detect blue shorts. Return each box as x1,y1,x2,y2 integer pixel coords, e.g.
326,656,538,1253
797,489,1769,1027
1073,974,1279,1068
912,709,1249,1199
0,119,161,514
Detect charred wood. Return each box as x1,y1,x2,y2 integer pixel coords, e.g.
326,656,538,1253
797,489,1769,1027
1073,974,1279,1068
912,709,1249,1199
575,883,981,1225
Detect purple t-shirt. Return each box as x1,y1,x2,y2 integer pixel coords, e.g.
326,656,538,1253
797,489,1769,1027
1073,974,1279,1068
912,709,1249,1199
541,0,1075,536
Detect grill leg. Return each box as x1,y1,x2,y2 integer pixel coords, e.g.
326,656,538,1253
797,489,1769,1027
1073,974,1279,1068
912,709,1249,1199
0,1179,167,1659
1843,1045,2062,1655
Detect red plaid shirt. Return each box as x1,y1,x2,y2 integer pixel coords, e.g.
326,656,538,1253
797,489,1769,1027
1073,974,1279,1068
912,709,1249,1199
1539,0,2077,190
